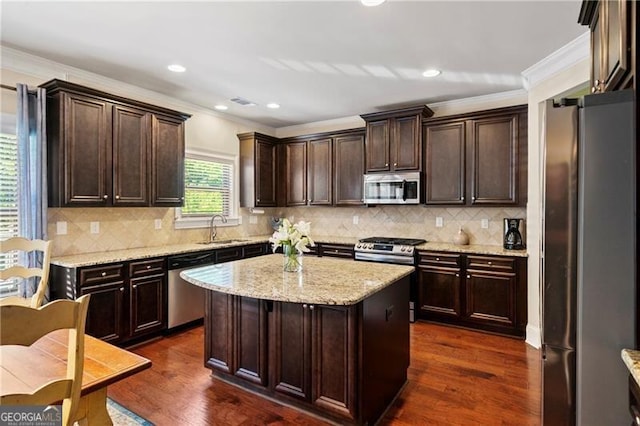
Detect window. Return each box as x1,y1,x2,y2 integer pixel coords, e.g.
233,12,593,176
174,151,238,229
0,132,20,297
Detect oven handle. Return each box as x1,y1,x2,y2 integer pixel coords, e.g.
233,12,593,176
354,251,416,265
402,179,407,201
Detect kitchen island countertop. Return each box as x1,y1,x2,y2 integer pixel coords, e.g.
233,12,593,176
622,349,640,385
180,253,414,305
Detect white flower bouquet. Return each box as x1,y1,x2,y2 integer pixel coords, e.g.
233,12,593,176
269,219,315,272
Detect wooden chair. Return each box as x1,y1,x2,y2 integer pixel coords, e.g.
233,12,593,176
0,237,52,307
0,295,90,426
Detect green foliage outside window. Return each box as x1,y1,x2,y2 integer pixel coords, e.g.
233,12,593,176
182,157,231,216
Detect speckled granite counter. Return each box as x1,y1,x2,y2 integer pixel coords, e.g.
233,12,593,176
622,349,640,385
415,242,528,257
180,254,414,305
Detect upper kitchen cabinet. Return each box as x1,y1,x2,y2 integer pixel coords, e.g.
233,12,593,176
361,105,433,173
333,132,365,205
238,132,279,208
424,105,527,207
41,79,190,207
579,0,633,93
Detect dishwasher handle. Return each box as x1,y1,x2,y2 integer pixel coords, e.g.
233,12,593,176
168,251,217,269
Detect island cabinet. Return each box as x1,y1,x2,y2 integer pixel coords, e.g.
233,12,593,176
423,105,528,206
238,132,279,208
579,0,633,93
361,105,433,173
50,257,167,345
416,251,527,337
41,79,189,207
281,129,365,207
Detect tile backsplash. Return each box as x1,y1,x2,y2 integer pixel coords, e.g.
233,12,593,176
48,205,525,257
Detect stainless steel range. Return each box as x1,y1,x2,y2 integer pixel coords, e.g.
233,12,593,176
354,237,426,265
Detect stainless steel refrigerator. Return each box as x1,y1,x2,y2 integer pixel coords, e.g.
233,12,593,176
542,89,636,425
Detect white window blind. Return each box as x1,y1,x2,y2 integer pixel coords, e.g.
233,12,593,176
0,133,20,297
182,155,233,216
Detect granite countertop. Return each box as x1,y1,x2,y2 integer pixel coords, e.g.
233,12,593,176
622,349,640,385
180,254,414,305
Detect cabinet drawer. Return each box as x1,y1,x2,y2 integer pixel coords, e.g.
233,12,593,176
129,258,166,277
418,252,461,268
217,247,243,263
79,264,125,287
321,244,353,259
243,244,267,259
467,255,515,272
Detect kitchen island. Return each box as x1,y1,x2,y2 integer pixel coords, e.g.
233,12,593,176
181,254,414,425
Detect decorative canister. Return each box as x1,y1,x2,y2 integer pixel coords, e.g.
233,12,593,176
453,227,469,245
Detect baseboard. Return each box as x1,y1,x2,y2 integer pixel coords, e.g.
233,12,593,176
526,324,541,349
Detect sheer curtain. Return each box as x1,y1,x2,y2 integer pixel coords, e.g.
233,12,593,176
16,84,48,300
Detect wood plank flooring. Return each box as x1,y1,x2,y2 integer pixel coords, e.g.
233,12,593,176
108,322,540,425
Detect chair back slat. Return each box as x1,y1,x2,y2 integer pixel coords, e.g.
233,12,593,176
0,265,44,279
1,300,83,346
0,238,52,308
1,379,73,406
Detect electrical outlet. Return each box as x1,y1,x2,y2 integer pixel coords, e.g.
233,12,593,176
481,219,489,229
249,215,258,224
56,221,67,235
90,221,100,234
154,219,162,230
353,215,359,225
435,217,443,228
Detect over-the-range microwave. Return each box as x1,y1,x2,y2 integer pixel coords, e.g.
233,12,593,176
363,172,420,204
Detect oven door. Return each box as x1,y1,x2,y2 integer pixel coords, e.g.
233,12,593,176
363,172,420,204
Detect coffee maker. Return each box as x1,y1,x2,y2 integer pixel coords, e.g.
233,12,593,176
503,218,525,250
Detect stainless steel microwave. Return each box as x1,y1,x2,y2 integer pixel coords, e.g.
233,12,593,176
363,172,420,204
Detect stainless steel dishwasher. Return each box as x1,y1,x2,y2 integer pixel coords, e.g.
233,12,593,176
167,251,216,329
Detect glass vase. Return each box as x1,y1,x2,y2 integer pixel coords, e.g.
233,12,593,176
283,244,302,272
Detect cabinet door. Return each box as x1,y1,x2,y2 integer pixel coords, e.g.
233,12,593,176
334,134,365,205
234,297,268,386
311,305,357,421
603,0,630,91
469,115,518,205
205,291,234,373
308,138,332,205
62,93,112,206
424,122,466,204
81,282,125,343
113,105,150,206
286,141,307,206
255,138,277,207
393,115,421,171
151,115,184,206
365,120,390,172
271,302,312,401
130,273,165,338
465,270,516,328
417,267,462,319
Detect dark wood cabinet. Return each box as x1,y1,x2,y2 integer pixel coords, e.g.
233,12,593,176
238,132,278,207
424,105,527,206
151,115,185,206
41,79,189,208
361,105,433,173
417,251,527,337
234,296,269,386
285,141,308,206
308,138,332,206
334,133,365,205
51,257,167,345
579,0,632,93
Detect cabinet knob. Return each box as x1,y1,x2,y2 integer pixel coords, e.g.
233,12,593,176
436,257,440,261
101,272,107,277
472,196,476,202
103,195,108,199
394,162,397,166
309,305,314,310
302,304,307,309
257,198,260,202
180,197,185,201
146,265,151,269
461,196,465,202
385,163,389,167
115,195,120,200
455,273,460,277
467,274,471,279
133,284,138,289
488,261,492,266
120,287,124,292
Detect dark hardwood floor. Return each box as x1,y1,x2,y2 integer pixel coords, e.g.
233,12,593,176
108,322,541,425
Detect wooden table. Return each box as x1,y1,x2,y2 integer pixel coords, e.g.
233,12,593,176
1,330,151,425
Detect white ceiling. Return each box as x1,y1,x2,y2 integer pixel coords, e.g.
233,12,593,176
1,1,586,128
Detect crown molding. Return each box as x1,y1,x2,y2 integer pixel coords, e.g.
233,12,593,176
1,45,275,133
428,89,527,115
521,32,590,90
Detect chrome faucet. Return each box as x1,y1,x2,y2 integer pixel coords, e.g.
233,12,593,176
209,214,227,243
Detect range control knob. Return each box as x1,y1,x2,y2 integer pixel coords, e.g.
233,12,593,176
356,243,362,249
400,246,406,252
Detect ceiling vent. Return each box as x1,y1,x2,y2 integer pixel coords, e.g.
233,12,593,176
230,97,256,106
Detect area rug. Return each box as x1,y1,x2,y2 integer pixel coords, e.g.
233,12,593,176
107,398,154,426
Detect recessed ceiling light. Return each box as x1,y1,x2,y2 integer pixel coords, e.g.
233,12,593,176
214,105,228,111
361,0,385,6
167,64,186,73
422,69,442,78
266,103,280,109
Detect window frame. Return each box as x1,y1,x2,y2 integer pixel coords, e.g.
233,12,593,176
174,149,240,230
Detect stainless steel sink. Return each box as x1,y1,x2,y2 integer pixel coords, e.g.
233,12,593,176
196,239,249,245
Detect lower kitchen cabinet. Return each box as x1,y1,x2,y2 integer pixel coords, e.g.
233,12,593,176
417,251,527,337
51,257,167,345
